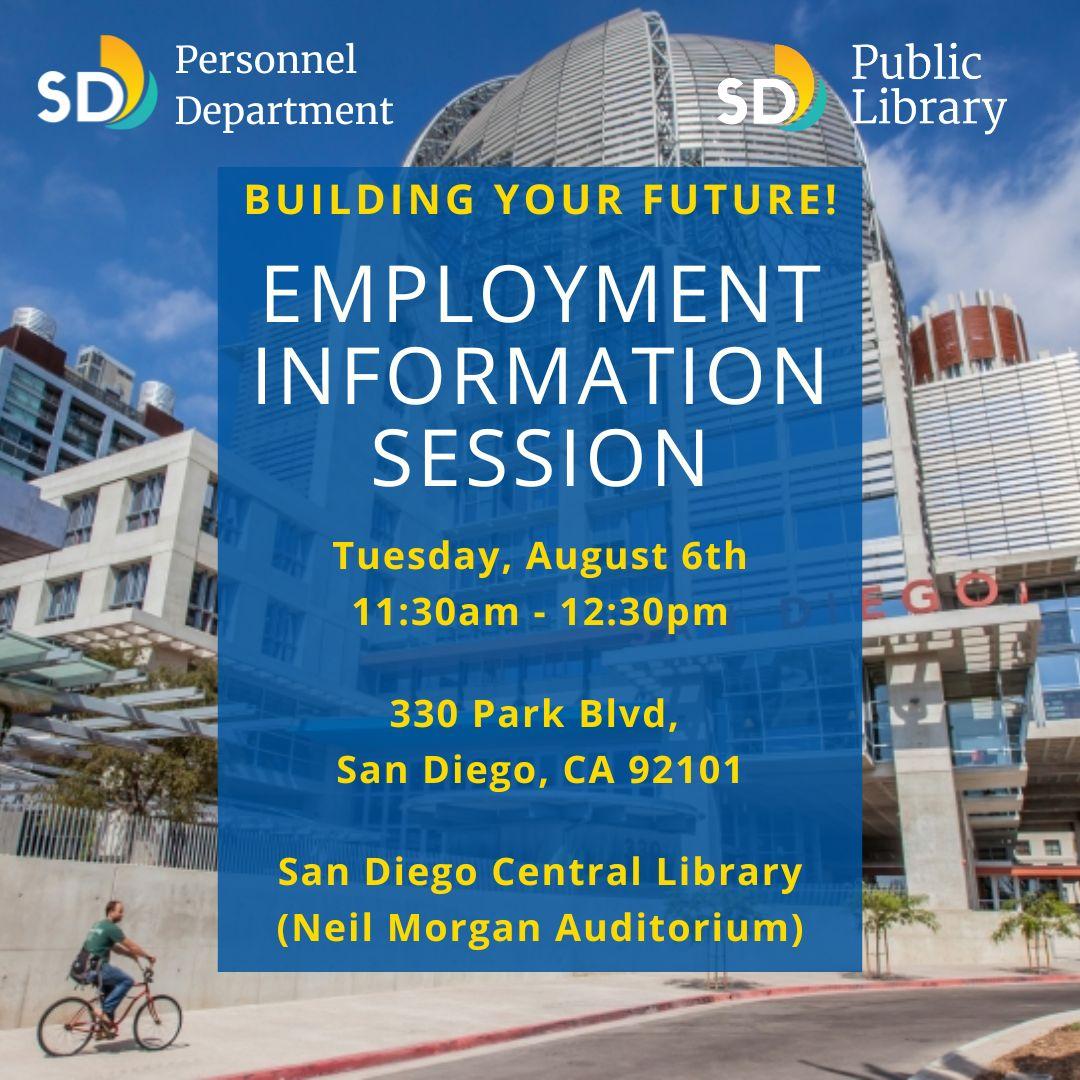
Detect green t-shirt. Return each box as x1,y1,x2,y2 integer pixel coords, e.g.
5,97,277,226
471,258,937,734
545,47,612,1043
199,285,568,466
83,919,125,961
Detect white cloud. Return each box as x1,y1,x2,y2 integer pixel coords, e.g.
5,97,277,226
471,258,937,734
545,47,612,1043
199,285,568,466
41,169,125,223
0,263,98,343
788,1,813,39
0,135,28,170
101,263,216,344
869,124,1080,354
149,228,213,281
788,0,841,41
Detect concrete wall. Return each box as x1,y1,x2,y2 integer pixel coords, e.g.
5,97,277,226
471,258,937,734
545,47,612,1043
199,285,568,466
886,655,975,909
0,855,1040,1029
863,909,1028,972
0,471,66,561
0,855,519,1030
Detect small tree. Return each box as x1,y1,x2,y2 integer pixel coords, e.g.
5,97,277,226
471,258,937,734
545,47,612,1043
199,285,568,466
863,885,939,977
47,650,217,822
49,738,216,821
992,891,1080,973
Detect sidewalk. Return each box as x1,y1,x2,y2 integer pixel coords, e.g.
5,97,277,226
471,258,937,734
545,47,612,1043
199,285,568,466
912,1007,1080,1080
4,963,1079,1080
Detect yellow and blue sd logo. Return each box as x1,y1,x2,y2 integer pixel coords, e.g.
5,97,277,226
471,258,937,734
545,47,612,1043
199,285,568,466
717,44,827,130
38,35,157,129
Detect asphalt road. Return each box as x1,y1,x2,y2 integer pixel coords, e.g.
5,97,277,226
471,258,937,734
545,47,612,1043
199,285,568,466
364,984,1080,1080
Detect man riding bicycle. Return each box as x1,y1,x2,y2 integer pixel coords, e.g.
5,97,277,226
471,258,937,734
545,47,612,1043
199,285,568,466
82,900,156,1036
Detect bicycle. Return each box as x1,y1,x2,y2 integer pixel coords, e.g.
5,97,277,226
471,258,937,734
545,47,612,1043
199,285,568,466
36,962,182,1056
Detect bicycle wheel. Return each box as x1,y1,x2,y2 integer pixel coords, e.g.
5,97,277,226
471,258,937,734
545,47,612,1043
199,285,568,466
133,993,182,1050
37,996,95,1056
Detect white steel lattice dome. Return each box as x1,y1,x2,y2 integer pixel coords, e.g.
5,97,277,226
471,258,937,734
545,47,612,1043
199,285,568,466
405,8,885,260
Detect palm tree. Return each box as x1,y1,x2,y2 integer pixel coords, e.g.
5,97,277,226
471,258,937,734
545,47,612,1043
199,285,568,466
862,885,939,977
992,891,1080,973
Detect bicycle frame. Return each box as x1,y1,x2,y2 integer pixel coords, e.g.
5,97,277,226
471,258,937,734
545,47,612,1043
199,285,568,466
91,966,155,1029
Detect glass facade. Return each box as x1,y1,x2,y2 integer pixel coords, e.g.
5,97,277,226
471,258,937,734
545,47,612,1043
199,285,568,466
864,667,894,762
61,400,105,457
0,418,49,475
948,698,1025,767
3,364,60,435
109,424,143,453
862,495,900,541
1032,582,1080,722
862,399,888,442
707,644,862,756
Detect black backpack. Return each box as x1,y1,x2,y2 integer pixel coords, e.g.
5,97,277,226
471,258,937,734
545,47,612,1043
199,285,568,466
69,948,100,986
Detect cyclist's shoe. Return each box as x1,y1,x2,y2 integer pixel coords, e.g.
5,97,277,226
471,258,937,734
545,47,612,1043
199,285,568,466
94,1018,118,1040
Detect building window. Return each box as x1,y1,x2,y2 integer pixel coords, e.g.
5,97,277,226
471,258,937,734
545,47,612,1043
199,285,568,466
186,569,218,634
218,489,247,546
371,498,399,541
862,400,888,442
3,364,60,434
262,601,302,663
1014,840,1031,857
217,579,236,640
369,572,393,603
863,494,900,541
110,425,143,453
0,418,49,473
864,666,894,762
272,517,312,577
1045,839,1062,857
45,576,80,622
126,472,165,530
201,480,219,536
1033,584,1080,647
62,400,106,456
64,491,98,546
1039,654,1080,689
0,589,17,631
111,561,150,609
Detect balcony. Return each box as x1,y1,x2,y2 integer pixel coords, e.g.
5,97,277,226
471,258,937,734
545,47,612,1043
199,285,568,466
947,697,1026,769
1024,650,1080,770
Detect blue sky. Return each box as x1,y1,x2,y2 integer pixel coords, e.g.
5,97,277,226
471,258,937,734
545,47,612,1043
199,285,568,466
2,1,1078,435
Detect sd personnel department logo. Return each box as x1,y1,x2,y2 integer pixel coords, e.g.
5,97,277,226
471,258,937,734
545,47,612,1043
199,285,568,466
38,35,157,130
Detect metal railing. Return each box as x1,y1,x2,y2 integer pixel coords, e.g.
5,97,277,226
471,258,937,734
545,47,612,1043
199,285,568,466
0,798,217,872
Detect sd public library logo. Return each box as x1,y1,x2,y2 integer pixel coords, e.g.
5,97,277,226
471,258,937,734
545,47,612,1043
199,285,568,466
717,44,826,130
38,34,157,129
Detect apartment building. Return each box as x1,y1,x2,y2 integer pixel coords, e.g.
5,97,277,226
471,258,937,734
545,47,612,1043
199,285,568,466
0,308,180,482
0,430,219,668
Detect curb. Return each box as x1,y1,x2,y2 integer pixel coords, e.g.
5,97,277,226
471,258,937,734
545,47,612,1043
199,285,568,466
208,973,1080,1080
910,1006,1080,1080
